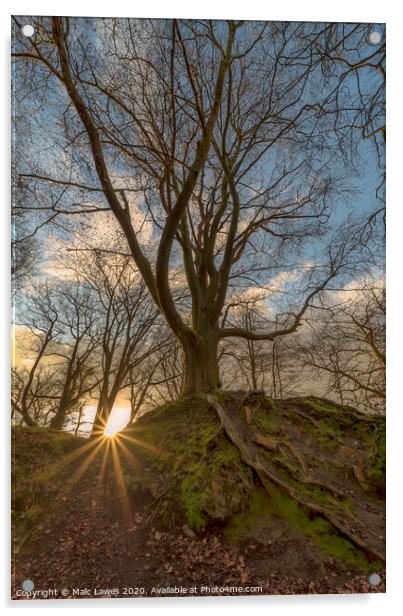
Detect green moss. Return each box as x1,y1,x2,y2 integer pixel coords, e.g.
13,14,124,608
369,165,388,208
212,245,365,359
123,393,384,567
128,395,219,475
178,433,253,529
12,426,85,536
302,397,344,415
224,487,274,541
272,451,298,476
179,470,209,528
225,482,370,571
213,390,234,404
253,408,279,434
126,395,253,529
295,482,353,514
317,433,339,450
292,402,350,451
265,482,376,571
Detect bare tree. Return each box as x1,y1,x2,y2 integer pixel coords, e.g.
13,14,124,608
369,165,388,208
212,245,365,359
13,281,99,429
147,333,185,406
299,284,385,413
76,253,165,434
11,110,39,290
220,294,270,391
12,17,384,395
49,281,99,429
12,284,59,426
127,356,163,422
219,295,308,397
11,207,37,291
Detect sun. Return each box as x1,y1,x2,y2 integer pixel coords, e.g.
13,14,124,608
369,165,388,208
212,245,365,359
103,406,130,438
103,424,119,438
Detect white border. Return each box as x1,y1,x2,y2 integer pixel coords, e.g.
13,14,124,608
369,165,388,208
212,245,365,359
1,1,402,614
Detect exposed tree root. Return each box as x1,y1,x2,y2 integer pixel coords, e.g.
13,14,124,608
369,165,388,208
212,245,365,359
207,394,385,564
290,408,346,446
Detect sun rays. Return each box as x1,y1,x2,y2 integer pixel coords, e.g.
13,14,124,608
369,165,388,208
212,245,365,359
40,412,167,524
22,402,170,531
57,438,105,500
118,431,167,459
109,437,132,521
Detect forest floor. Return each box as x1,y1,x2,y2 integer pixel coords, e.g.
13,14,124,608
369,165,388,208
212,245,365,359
11,394,386,600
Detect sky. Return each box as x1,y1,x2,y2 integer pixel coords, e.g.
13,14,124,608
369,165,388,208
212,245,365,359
11,17,385,431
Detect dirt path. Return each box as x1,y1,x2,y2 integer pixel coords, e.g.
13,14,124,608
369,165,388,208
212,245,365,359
12,436,385,600
12,443,157,598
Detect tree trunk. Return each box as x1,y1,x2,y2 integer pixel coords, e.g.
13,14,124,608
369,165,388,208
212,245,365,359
181,330,221,395
20,406,35,427
50,399,69,430
91,393,112,437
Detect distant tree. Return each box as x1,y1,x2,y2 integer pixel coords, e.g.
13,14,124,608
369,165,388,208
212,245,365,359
12,284,59,426
75,252,165,435
219,294,307,397
299,284,385,413
49,281,99,429
13,281,99,429
147,333,185,406
220,294,270,391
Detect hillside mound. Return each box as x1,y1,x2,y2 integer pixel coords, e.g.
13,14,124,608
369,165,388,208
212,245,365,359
125,392,385,569
11,393,385,597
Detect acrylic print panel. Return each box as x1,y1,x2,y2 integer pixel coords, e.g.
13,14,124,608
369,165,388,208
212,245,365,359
11,16,385,600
